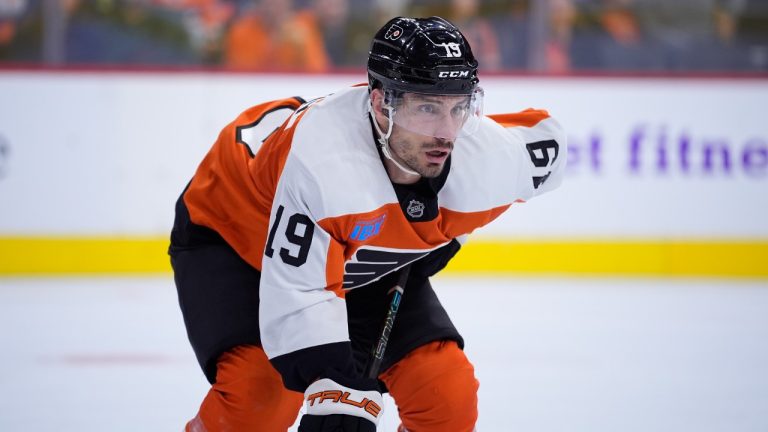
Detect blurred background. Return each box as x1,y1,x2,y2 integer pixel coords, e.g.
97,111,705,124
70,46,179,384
1,0,767,73
1,0,767,431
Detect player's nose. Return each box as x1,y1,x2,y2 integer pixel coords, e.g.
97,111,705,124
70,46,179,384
432,116,462,141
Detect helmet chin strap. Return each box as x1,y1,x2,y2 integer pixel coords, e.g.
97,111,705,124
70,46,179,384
368,98,420,177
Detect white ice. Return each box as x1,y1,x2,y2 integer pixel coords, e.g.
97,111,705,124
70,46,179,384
1,275,767,431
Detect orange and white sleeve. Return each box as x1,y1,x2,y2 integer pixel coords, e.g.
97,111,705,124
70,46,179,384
258,150,354,390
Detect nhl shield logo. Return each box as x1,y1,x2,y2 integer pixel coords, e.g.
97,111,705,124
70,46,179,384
406,200,425,218
385,24,404,41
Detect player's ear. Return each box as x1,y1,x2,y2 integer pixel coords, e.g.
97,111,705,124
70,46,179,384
369,89,392,128
370,88,385,116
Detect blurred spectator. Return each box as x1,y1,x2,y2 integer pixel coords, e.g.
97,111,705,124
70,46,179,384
1,0,198,65
737,0,768,70
64,0,197,65
570,0,654,70
599,0,639,46
545,0,576,72
333,0,388,68
372,0,409,25
0,0,35,61
156,0,235,64
493,0,530,70
0,18,12,46
308,0,354,67
1,0,766,72
506,0,575,72
631,0,747,70
448,0,501,71
223,0,330,71
0,0,27,52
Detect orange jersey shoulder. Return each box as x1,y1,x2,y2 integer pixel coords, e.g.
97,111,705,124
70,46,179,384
183,97,306,269
488,108,550,128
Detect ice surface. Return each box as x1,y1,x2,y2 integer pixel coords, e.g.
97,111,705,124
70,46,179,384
1,275,767,431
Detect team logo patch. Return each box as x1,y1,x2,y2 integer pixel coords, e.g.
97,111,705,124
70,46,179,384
406,200,425,218
384,24,404,41
343,247,428,289
349,214,386,241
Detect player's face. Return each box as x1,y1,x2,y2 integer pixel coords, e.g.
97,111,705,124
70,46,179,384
372,90,469,180
388,123,454,179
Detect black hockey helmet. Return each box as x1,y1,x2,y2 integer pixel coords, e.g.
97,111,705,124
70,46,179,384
368,16,479,95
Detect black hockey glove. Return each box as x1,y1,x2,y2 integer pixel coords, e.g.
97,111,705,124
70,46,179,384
298,371,382,432
298,413,377,432
410,238,462,278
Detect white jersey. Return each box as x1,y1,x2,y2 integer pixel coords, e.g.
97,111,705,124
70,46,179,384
182,85,567,362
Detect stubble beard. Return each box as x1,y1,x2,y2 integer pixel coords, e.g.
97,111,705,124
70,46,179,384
395,138,452,178
416,161,446,178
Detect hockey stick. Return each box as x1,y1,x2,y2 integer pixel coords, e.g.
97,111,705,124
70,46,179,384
365,264,411,379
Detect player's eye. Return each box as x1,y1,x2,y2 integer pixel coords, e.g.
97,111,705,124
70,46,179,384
417,104,440,115
451,104,469,117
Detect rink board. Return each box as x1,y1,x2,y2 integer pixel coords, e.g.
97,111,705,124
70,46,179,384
0,71,766,277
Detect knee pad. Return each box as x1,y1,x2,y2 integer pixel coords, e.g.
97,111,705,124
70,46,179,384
195,345,303,431
381,341,479,432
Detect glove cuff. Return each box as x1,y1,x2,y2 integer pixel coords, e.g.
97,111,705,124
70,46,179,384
303,378,383,426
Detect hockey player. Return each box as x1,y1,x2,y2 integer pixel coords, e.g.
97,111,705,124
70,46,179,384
170,16,566,432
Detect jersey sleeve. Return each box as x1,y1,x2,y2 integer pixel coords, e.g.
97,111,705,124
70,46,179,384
258,151,355,391
489,109,568,200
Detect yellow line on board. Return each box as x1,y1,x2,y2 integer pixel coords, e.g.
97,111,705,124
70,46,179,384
0,237,172,275
446,239,768,278
0,237,766,278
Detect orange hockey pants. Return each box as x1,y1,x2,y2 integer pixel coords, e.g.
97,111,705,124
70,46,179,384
185,340,478,431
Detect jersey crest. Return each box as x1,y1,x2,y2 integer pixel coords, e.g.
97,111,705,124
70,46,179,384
343,247,427,289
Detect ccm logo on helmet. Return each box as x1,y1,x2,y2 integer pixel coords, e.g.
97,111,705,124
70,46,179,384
307,390,382,418
438,70,470,78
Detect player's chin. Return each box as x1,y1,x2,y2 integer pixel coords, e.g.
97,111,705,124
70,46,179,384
419,161,447,178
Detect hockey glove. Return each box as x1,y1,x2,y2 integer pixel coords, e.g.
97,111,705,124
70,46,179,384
298,372,383,432
410,238,462,278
